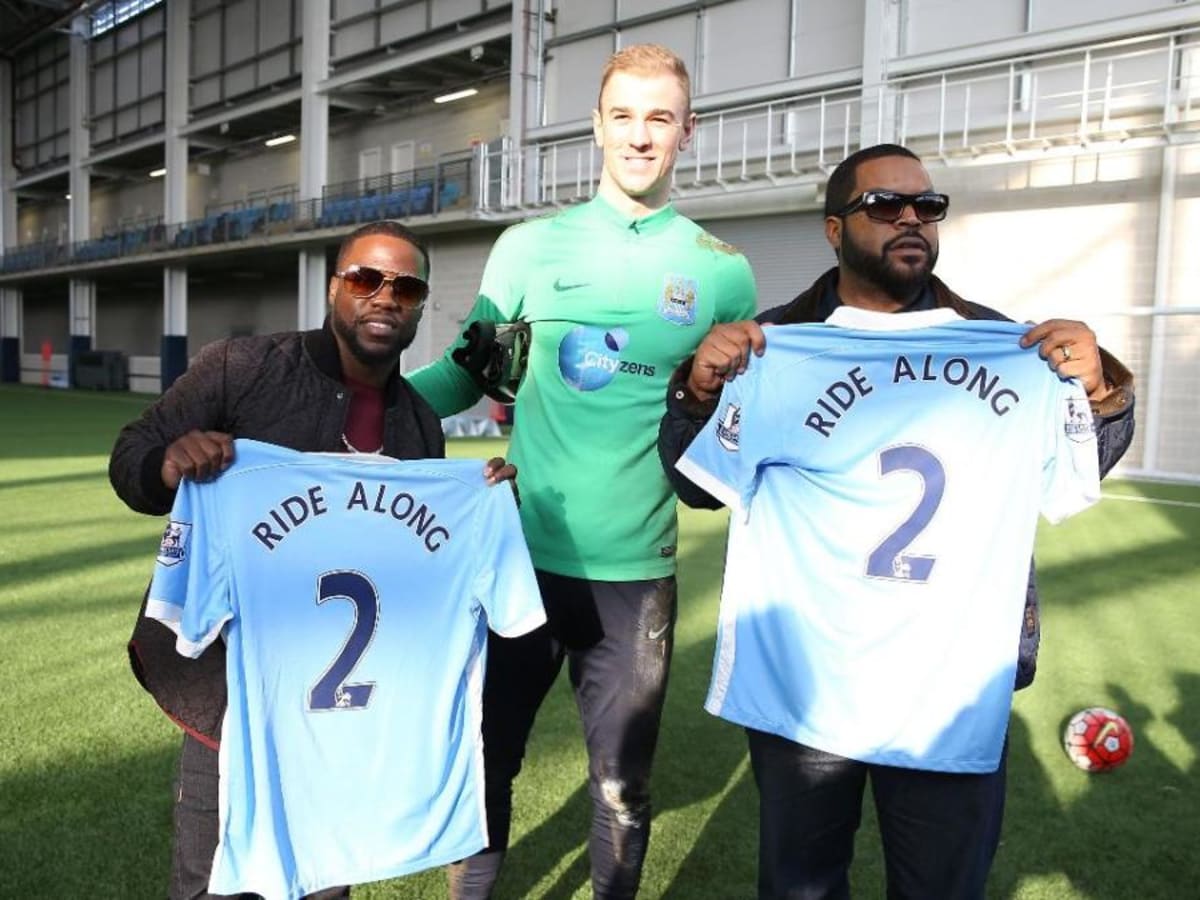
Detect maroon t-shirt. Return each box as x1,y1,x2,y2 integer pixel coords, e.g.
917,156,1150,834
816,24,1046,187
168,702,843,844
342,376,385,453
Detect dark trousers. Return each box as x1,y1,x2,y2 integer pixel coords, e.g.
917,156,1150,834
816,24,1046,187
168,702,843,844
170,734,351,900
448,570,677,900
746,729,1007,900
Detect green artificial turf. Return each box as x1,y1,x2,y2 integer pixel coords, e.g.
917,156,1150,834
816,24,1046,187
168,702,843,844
1,384,1196,898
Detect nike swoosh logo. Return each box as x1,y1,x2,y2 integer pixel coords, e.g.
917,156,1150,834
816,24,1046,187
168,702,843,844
553,277,589,292
647,622,671,641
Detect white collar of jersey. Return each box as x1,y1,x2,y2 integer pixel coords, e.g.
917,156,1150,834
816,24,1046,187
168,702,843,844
826,305,963,331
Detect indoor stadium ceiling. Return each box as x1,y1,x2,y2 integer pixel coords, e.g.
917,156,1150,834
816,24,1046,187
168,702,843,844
0,0,93,58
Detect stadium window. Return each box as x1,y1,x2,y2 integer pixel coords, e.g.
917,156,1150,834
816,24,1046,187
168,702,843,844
90,0,163,38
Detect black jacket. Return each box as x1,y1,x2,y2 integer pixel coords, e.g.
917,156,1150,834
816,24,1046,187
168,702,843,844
109,321,445,745
657,267,1136,690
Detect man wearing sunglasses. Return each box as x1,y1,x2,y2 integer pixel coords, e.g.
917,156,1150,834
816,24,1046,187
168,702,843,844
659,143,1134,898
109,220,516,900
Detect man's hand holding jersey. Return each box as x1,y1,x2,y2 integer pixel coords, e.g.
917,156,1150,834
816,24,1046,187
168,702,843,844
686,320,768,401
161,430,519,495
688,316,1113,404
161,430,236,490
1019,318,1110,401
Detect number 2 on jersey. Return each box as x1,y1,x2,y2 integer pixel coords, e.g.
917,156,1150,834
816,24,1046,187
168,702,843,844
865,444,945,583
309,570,379,711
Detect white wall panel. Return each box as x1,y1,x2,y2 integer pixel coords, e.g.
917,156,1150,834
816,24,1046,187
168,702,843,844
16,104,34,147
1034,0,1175,31
380,5,429,44
334,0,375,17
141,40,164,94
258,49,291,84
332,19,377,58
192,14,221,75
116,53,139,107
92,62,114,114
117,20,142,51
260,0,294,48
793,0,864,77
629,0,687,15
703,0,790,92
555,2,615,33
620,15,696,62
544,34,613,124
906,0,1025,55
224,0,258,62
223,64,257,98
432,0,482,28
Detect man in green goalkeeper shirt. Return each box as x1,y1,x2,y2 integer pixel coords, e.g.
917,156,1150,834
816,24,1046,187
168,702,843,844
407,43,756,900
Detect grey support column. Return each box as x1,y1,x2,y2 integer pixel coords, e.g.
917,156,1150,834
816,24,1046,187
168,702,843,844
298,0,331,331
860,0,902,148
161,0,191,390
508,0,537,208
0,57,21,382
67,14,93,383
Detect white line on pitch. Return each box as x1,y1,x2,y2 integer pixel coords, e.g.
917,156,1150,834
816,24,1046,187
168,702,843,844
1102,493,1200,510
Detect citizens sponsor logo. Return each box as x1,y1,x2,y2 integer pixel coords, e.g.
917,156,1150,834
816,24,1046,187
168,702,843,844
157,520,191,567
658,274,698,326
558,326,656,391
716,402,741,451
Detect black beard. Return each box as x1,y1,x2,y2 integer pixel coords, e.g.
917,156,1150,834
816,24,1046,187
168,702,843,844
331,312,413,370
840,229,938,303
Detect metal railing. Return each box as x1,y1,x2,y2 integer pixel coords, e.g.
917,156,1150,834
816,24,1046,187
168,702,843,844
493,83,865,210
4,25,1198,273
892,27,1200,158
0,156,475,275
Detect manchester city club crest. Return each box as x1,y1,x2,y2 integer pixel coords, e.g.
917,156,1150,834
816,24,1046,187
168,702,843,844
658,274,698,326
716,402,741,451
157,520,191,567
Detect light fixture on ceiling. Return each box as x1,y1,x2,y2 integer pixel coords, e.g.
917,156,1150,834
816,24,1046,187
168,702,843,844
434,88,478,104
149,168,166,177
265,134,296,147
65,193,71,200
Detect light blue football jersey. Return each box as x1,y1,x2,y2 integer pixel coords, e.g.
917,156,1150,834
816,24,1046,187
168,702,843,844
147,439,544,899
677,308,1100,773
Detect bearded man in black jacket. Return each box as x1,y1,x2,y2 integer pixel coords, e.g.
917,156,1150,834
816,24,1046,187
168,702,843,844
658,144,1134,900
110,220,515,900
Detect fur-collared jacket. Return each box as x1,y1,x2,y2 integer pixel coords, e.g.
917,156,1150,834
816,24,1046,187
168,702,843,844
658,267,1135,691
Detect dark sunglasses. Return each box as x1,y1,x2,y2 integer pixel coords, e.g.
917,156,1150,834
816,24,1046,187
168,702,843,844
835,190,950,224
336,265,429,308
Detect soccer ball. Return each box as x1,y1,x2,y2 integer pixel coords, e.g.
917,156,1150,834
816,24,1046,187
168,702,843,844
1062,707,1134,772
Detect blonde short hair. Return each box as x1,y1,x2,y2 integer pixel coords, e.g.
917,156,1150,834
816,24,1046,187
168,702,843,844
597,44,692,113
